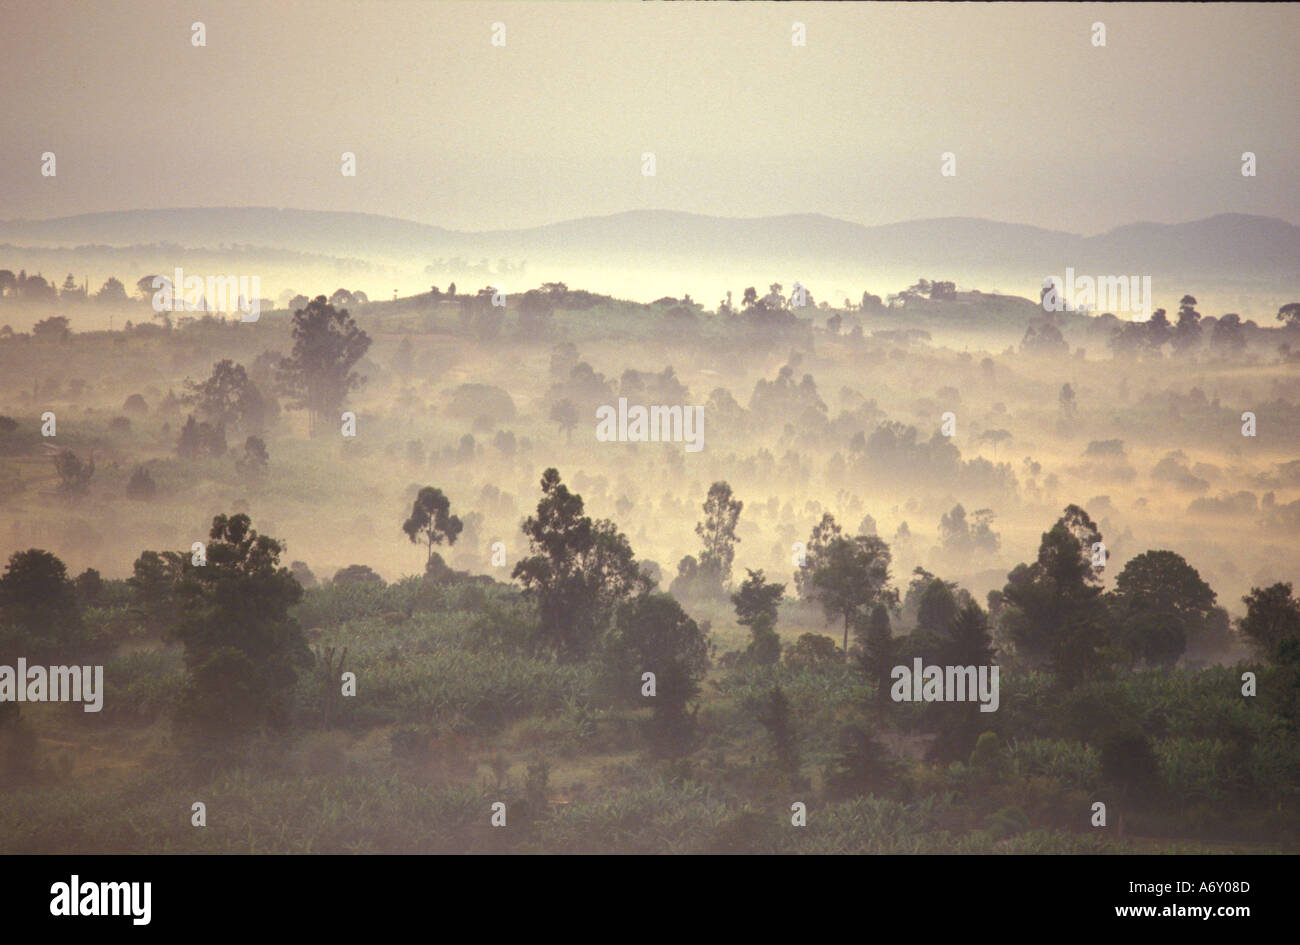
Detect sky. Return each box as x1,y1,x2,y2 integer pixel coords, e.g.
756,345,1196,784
1,1,1296,235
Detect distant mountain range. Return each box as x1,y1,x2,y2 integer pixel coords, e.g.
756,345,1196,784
1,209,1296,282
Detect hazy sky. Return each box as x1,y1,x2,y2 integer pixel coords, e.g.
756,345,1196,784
2,1,1296,234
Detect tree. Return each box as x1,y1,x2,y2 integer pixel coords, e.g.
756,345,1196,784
74,568,104,607
19,273,55,301
1058,383,1077,420
135,275,163,303
0,549,84,661
695,481,743,591
172,514,310,738
794,512,843,599
939,503,1000,556
999,505,1107,686
854,602,894,703
236,436,269,476
176,414,227,459
946,601,996,667
512,468,650,661
810,534,896,659
32,316,71,340
1172,295,1202,356
603,592,709,749
402,486,464,569
1109,550,1216,667
96,277,128,304
732,568,784,665
129,549,185,633
1210,313,1246,357
916,577,961,638
1237,583,1300,662
1146,308,1173,352
1109,321,1150,360
752,685,799,774
126,464,157,499
277,296,372,435
333,564,383,585
1021,320,1068,357
1276,302,1300,329
785,632,841,668
549,398,579,443
53,450,94,495
977,428,1012,459
182,360,272,432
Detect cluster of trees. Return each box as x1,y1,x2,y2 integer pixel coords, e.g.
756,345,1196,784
670,482,745,601
721,499,1286,701
4,478,1299,758
1108,297,1256,359
988,505,1238,680
715,278,962,320
0,270,106,304
0,517,310,741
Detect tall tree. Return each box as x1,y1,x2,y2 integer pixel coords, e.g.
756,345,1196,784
604,592,710,749
854,602,894,703
0,549,83,661
96,276,128,304
945,600,996,667
172,514,310,737
810,534,896,659
1237,583,1300,662
695,481,743,591
549,398,579,443
999,505,1107,686
794,512,843,599
513,468,649,661
1109,550,1216,667
1172,295,1202,356
732,568,784,665
182,359,271,432
277,296,371,435
402,486,463,569
52,450,94,495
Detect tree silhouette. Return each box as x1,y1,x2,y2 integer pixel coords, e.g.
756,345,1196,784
277,296,371,435
0,549,83,661
549,398,579,443
1109,550,1216,667
402,486,464,569
513,468,649,661
810,534,896,659
695,481,743,591
732,568,784,665
172,514,310,738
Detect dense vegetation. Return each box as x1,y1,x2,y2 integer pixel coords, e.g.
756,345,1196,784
1,279,1298,852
